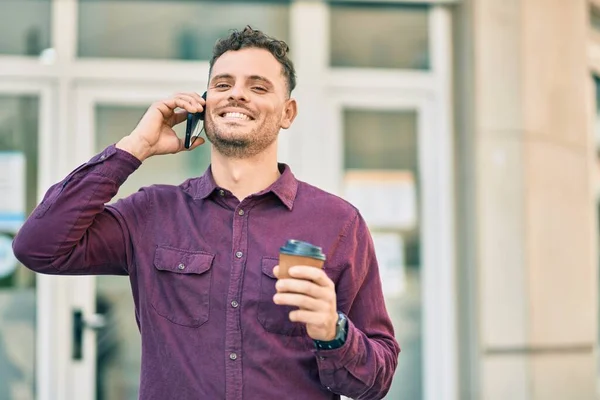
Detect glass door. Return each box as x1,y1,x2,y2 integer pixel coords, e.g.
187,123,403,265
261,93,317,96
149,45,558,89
312,4,456,399
321,90,455,400
341,106,423,400
0,81,54,400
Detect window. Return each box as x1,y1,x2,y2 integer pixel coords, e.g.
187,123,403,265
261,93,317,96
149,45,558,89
330,3,429,69
78,0,291,60
0,0,51,56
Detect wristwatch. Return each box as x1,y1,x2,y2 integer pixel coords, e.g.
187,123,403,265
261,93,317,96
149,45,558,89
313,312,348,350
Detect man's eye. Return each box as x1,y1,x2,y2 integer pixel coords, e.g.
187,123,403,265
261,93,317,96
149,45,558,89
216,83,230,89
253,87,267,92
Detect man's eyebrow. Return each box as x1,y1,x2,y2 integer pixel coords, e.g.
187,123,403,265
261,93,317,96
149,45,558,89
210,74,274,87
248,75,274,86
210,73,234,83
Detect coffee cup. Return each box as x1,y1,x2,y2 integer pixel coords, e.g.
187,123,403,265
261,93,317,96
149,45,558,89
278,239,326,279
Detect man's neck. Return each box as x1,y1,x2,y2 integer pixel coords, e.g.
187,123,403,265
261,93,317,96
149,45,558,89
210,146,281,201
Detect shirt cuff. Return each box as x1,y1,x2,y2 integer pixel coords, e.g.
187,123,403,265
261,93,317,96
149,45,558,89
313,317,359,370
89,144,142,185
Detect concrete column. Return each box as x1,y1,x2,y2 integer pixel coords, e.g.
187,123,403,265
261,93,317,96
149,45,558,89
472,0,598,398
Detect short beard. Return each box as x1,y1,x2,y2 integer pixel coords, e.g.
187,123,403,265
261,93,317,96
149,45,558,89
204,118,279,160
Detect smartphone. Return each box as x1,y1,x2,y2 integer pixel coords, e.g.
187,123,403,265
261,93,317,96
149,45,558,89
184,91,207,149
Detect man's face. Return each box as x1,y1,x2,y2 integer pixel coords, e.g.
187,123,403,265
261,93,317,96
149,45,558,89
204,47,297,159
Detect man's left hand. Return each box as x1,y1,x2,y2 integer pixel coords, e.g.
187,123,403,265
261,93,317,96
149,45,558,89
273,265,338,341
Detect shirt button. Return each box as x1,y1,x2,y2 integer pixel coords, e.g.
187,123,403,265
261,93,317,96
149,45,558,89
319,356,326,361
231,300,239,308
219,190,225,196
99,154,106,160
235,251,243,259
229,352,237,360
238,209,245,216
177,263,185,270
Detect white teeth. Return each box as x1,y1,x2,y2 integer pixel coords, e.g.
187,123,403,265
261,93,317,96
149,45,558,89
223,112,250,121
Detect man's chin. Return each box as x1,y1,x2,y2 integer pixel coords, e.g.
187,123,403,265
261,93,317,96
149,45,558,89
206,132,250,147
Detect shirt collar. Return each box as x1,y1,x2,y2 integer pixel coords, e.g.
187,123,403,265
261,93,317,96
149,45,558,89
191,163,298,210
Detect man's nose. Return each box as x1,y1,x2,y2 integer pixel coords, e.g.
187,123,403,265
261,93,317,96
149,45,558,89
228,85,248,102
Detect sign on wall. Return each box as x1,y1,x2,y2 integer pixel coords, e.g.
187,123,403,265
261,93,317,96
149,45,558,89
0,152,25,235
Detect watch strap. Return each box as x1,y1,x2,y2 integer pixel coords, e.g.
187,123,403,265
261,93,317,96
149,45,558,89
313,312,348,350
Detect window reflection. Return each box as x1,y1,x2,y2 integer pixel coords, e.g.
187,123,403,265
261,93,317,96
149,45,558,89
78,0,290,60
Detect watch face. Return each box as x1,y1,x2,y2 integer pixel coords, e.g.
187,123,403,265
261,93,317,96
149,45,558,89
336,313,348,336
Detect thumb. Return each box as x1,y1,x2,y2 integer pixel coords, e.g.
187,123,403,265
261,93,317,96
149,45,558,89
188,136,206,151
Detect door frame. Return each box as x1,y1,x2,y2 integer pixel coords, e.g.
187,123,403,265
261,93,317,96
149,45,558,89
320,89,456,400
0,80,62,400
291,4,456,397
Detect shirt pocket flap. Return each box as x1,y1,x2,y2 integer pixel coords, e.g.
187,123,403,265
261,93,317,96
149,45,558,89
154,246,215,275
261,257,279,279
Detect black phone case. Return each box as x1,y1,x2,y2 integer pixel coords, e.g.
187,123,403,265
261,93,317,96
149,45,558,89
184,91,207,149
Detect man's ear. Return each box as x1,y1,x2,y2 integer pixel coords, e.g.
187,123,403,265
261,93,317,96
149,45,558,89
281,98,298,130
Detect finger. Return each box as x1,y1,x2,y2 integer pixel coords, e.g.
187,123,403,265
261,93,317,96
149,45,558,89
188,136,205,150
288,309,328,326
273,265,280,279
153,100,176,121
273,292,322,311
276,278,329,300
288,266,334,289
175,137,187,153
174,92,197,103
175,93,203,111
172,110,188,126
174,97,199,113
155,97,195,120
187,92,206,107
156,130,186,154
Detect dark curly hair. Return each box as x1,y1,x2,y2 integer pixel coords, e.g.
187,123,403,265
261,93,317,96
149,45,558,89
209,25,296,96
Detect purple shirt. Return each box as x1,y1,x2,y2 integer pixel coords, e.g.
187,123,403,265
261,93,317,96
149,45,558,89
13,145,400,400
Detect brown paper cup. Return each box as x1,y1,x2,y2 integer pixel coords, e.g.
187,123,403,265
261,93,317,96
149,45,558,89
277,253,324,280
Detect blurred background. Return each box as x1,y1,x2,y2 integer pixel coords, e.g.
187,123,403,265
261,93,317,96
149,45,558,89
0,0,597,399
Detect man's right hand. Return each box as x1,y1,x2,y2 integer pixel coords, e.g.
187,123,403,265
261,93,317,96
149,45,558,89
116,92,206,162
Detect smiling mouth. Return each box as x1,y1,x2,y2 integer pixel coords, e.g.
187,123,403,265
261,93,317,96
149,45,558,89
220,112,253,121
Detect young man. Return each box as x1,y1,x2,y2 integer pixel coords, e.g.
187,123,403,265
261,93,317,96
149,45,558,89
13,26,400,400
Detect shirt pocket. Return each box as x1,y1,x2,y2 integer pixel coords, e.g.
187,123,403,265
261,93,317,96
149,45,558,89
257,256,305,337
150,246,215,328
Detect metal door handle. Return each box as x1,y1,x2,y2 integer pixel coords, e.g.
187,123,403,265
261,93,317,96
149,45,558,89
72,308,106,360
